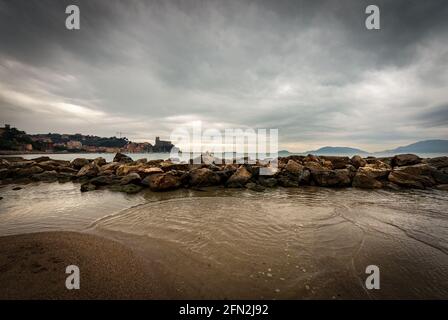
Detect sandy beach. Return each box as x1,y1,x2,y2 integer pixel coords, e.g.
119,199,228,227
0,231,159,299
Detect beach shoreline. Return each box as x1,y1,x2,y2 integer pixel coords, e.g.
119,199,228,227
0,231,163,299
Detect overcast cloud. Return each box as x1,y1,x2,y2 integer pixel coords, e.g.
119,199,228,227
0,0,447,151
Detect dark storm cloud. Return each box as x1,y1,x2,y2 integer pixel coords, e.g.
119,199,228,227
0,0,447,151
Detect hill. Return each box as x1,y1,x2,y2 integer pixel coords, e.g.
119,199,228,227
380,140,448,154
305,146,369,155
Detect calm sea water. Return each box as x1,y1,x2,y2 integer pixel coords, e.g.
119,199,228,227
2,152,447,162
0,181,447,299
1,152,170,162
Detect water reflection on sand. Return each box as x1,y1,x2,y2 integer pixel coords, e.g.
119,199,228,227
1,182,447,299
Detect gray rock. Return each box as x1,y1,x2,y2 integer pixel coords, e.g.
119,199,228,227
71,158,90,170
188,168,221,187
80,182,97,192
113,153,133,163
31,156,51,163
90,175,117,186
93,157,106,167
427,157,448,169
392,154,421,167
226,166,252,188
141,173,181,191
284,160,304,175
351,155,367,169
299,169,311,185
313,169,351,187
120,173,142,185
388,164,436,189
321,156,351,169
277,175,299,187
31,170,59,182
0,168,8,179
16,166,44,177
352,171,383,189
76,163,99,178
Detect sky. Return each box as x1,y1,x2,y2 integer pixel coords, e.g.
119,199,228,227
0,0,447,152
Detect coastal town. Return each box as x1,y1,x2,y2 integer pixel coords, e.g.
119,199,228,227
0,124,175,154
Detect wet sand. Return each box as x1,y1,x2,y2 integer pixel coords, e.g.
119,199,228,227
1,186,448,299
0,231,161,299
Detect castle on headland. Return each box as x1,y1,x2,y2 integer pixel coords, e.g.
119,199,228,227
0,124,176,154
152,136,174,153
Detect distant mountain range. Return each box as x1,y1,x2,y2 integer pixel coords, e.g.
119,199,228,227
282,140,448,156
379,140,448,154
305,146,369,155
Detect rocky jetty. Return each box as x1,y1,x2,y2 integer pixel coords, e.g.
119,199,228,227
1,152,448,193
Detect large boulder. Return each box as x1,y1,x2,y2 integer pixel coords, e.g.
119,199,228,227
432,170,448,184
76,163,100,178
284,160,304,175
299,169,311,185
321,156,351,169
31,170,60,182
16,166,44,177
138,167,164,178
352,172,383,189
215,169,235,184
362,162,392,178
135,158,147,164
57,166,78,174
388,164,436,189
304,161,325,174
93,157,107,167
278,160,306,187
113,153,133,163
31,156,51,163
71,158,90,170
116,164,144,176
304,154,320,163
388,171,434,189
392,154,421,167
120,173,142,185
226,166,252,188
160,162,190,172
141,173,181,191
351,155,367,169
313,169,351,187
277,175,299,187
10,160,36,169
36,160,60,171
100,162,121,173
426,157,448,170
391,163,434,177
0,168,8,179
0,159,10,169
188,168,221,187
89,175,118,186
352,165,389,189
80,182,97,192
